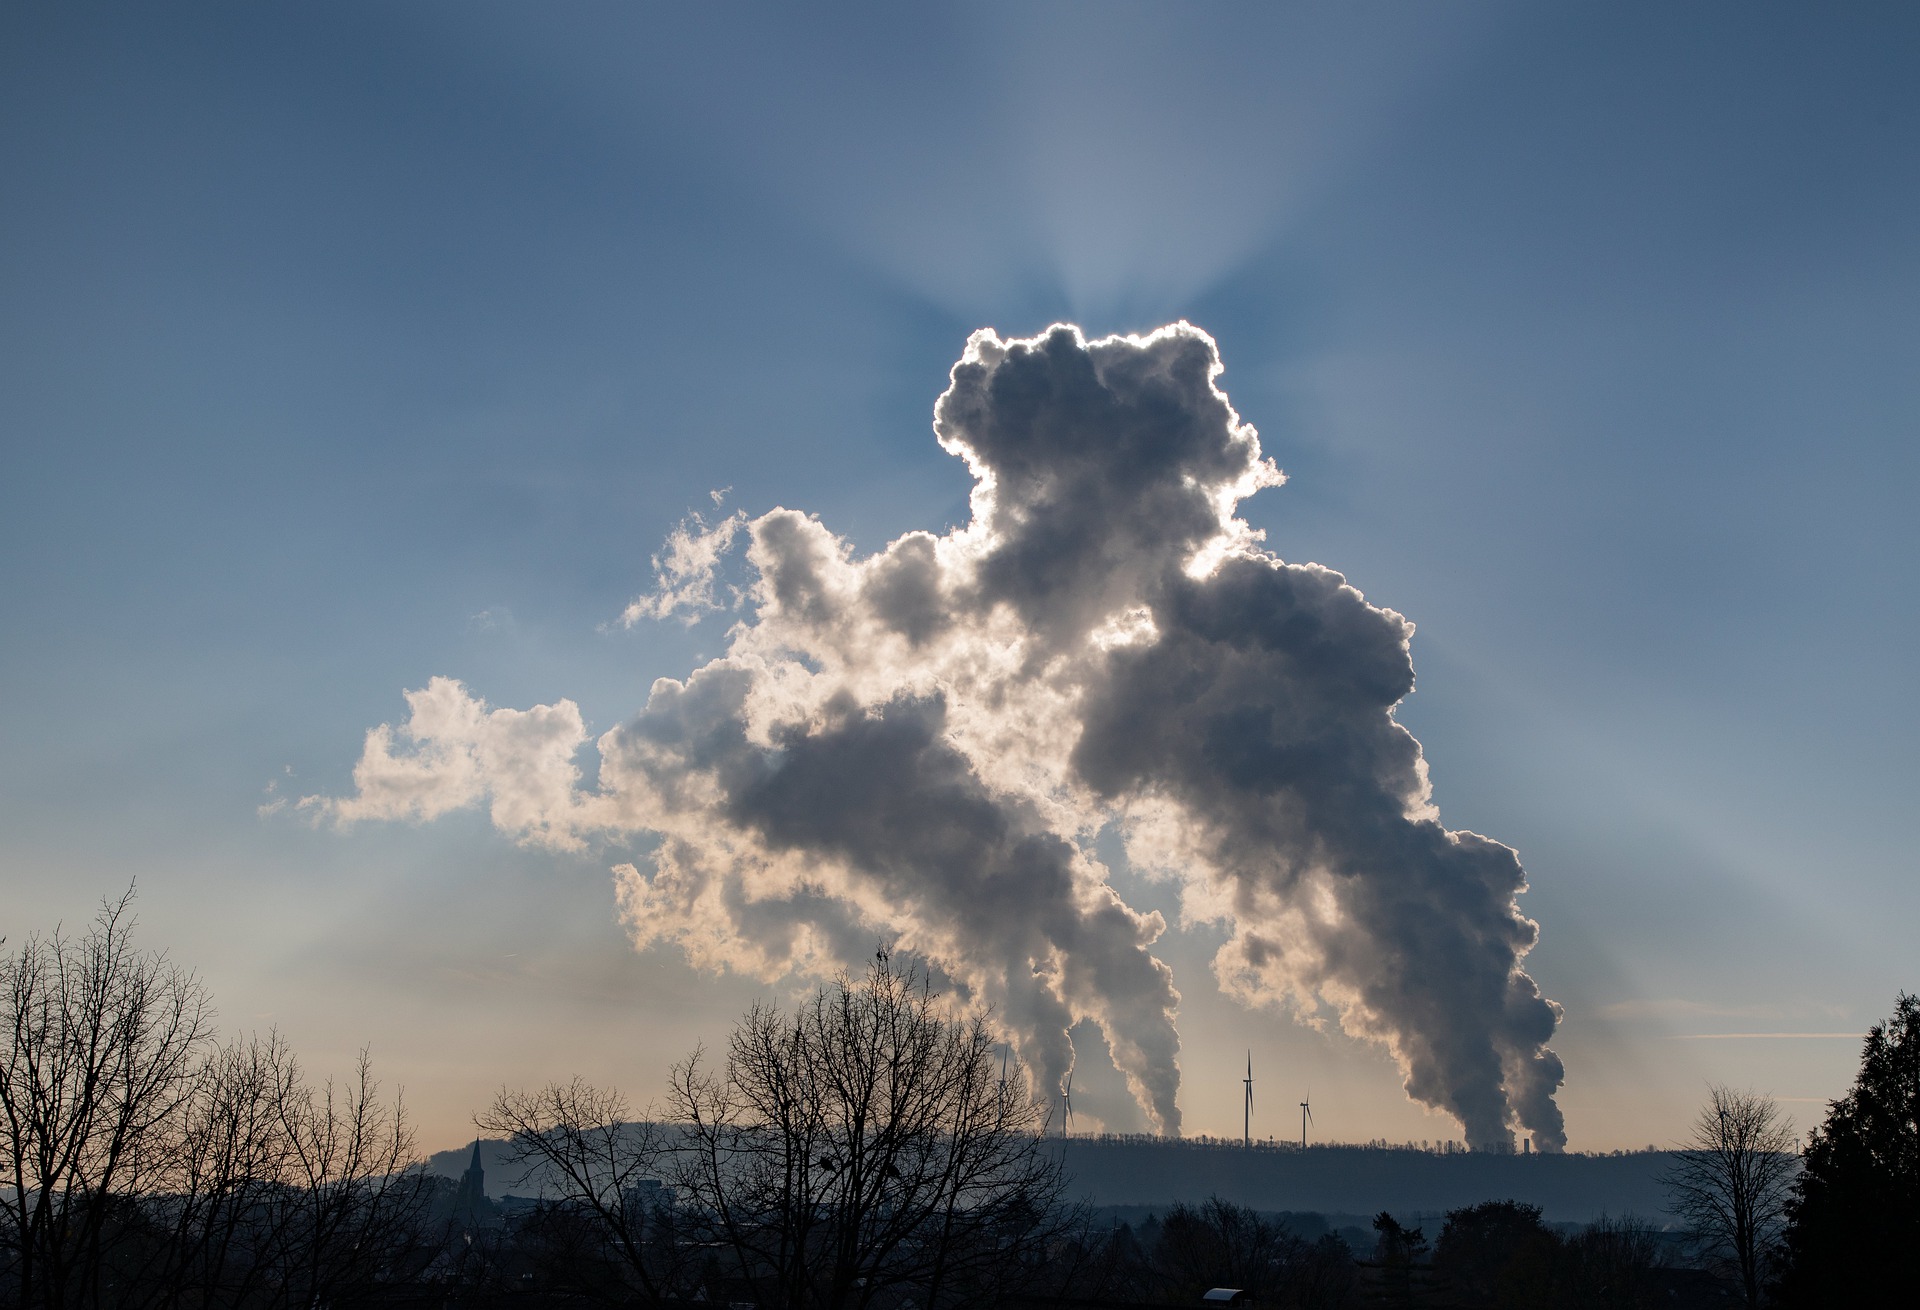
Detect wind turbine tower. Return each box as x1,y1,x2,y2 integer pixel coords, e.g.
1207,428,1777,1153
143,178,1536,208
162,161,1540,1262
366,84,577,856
1062,1070,1074,1138
1300,1093,1313,1150
1243,1052,1254,1149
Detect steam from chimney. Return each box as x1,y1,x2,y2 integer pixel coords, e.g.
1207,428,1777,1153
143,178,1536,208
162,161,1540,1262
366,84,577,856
308,323,1566,1150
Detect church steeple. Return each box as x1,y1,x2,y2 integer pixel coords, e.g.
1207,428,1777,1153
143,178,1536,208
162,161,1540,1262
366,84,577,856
453,1138,490,1224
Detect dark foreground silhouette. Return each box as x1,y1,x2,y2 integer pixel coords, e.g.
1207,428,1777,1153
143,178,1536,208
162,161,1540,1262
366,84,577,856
5,901,1911,1309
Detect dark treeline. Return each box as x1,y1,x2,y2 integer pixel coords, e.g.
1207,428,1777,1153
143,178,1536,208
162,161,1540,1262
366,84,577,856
5,898,1912,1309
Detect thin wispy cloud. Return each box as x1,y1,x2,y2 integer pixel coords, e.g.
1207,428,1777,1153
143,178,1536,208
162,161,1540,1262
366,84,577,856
467,607,518,635
1597,998,1852,1024
1666,1033,1866,1041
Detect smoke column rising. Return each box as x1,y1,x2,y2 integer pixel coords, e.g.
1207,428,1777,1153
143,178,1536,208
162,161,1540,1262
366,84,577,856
310,323,1567,1150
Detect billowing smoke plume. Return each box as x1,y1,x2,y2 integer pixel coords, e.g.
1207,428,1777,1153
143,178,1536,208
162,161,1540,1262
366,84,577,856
309,323,1566,1150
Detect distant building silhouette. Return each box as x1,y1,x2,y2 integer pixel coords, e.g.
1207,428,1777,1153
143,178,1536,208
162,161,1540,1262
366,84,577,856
624,1177,675,1213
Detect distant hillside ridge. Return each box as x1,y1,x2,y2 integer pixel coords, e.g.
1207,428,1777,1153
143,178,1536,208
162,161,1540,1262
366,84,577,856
427,1134,1680,1224
1052,1138,1679,1223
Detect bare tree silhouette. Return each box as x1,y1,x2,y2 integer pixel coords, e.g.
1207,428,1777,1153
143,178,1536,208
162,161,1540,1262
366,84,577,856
667,952,1072,1310
1,889,212,1309
478,1078,678,1302
2,892,435,1309
1662,1085,1797,1309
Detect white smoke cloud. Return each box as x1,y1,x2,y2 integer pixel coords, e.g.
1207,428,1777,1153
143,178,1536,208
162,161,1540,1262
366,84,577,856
308,322,1566,1149
302,677,606,852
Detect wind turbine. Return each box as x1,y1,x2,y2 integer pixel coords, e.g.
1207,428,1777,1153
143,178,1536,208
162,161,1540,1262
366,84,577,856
1243,1052,1254,1149
1300,1091,1313,1150
1061,1070,1074,1138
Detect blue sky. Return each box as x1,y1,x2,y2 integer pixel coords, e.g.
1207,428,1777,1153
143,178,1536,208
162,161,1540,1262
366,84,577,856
4,1,1915,1152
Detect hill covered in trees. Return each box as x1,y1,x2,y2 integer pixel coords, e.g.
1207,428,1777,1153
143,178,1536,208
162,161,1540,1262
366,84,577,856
432,1136,1680,1226
1048,1139,1678,1223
